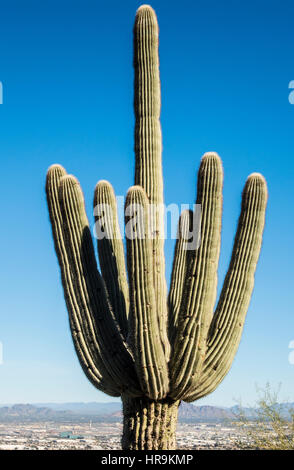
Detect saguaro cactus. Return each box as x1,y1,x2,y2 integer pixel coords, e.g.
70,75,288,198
46,5,267,450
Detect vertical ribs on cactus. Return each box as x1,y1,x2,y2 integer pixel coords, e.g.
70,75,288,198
46,5,268,450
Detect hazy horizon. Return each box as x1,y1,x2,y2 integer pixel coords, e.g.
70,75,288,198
0,0,293,408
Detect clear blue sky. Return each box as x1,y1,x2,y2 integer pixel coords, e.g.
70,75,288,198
0,0,293,407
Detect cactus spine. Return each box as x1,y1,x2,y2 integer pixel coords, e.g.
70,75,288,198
46,5,267,450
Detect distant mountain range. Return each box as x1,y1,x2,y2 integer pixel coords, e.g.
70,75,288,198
0,401,293,423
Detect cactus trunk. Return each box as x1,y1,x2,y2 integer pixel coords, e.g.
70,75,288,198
122,396,179,450
46,4,268,450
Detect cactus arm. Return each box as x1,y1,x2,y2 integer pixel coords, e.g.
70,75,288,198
94,180,129,338
134,5,170,360
168,210,193,344
125,186,169,400
169,152,223,400
46,165,120,396
58,174,143,396
184,173,268,402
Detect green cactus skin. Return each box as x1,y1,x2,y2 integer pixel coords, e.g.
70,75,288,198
46,5,268,450
168,209,193,344
125,186,169,400
94,180,129,338
134,5,170,362
169,153,223,400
